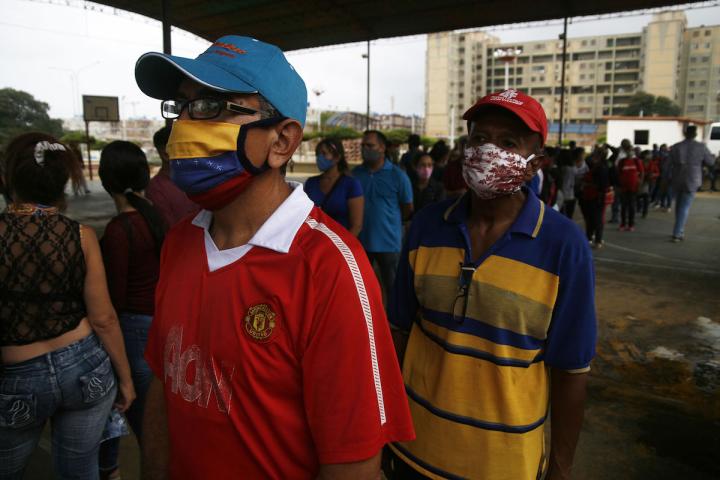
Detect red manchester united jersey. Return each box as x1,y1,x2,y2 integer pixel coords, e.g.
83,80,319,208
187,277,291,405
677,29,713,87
144,184,415,479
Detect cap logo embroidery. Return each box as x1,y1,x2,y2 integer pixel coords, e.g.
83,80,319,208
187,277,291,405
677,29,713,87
244,304,276,342
213,42,247,55
490,89,524,105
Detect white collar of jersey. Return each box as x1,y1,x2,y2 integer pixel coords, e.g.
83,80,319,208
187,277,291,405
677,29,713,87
191,181,314,254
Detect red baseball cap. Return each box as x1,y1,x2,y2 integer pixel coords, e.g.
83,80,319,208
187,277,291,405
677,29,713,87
462,89,548,146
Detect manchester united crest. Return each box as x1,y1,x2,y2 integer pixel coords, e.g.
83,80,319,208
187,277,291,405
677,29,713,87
244,304,277,342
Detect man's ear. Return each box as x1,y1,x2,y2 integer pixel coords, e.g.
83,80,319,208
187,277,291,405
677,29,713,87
267,119,303,169
523,152,543,182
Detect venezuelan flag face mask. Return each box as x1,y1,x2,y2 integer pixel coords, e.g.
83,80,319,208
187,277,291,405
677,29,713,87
166,117,283,210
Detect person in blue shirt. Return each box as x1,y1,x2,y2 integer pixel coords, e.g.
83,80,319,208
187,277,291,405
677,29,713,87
352,130,413,304
387,89,596,480
304,138,364,236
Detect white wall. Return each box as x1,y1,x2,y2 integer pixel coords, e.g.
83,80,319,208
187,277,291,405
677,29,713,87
606,120,704,148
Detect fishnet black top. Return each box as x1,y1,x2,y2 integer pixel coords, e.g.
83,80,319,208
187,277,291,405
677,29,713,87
0,212,87,346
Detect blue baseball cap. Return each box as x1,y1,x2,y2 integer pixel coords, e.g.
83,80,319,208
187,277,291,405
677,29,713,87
135,36,307,126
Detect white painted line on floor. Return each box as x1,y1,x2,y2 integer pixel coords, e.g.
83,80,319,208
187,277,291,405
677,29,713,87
595,257,720,276
602,242,710,268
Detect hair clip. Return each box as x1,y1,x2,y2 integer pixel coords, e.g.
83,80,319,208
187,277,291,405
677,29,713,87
34,141,66,166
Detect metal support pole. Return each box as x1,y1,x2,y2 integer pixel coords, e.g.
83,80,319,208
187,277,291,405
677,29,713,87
162,0,171,55
85,120,93,181
162,0,173,127
558,17,568,146
366,40,371,130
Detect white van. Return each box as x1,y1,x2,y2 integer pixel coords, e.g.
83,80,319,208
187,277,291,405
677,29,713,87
705,122,720,156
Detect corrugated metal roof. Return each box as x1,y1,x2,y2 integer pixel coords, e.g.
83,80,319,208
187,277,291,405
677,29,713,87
93,0,688,51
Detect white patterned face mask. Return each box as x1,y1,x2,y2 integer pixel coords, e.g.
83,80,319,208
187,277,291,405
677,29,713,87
462,143,535,199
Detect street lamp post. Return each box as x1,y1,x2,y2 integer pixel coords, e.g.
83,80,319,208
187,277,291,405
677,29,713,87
50,61,101,118
312,88,324,133
362,40,370,130
492,48,522,90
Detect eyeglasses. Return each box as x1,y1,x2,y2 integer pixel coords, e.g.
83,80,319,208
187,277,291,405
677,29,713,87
160,98,274,120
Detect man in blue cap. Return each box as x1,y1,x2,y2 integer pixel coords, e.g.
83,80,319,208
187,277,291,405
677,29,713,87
135,37,414,479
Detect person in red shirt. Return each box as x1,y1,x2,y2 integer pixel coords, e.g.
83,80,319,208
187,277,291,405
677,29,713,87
97,140,167,480
134,36,414,479
145,126,199,228
638,150,659,219
617,149,644,231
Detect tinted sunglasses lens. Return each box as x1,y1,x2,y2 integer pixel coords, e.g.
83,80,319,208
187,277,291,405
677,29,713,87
161,100,180,119
189,99,221,119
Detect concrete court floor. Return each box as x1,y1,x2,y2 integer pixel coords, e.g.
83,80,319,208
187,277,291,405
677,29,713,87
6,180,719,480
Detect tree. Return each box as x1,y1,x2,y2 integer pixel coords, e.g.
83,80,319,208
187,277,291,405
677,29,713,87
0,88,64,148
654,96,682,116
322,126,362,140
60,130,107,150
622,91,681,116
383,128,411,145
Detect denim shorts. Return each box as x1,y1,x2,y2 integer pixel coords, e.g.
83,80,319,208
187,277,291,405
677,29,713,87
0,333,116,480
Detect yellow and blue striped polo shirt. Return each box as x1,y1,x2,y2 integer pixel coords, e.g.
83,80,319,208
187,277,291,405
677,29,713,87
389,190,596,480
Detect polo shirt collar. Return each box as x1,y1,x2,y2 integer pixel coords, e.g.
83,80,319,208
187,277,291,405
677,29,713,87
191,181,314,253
443,188,545,238
360,158,392,172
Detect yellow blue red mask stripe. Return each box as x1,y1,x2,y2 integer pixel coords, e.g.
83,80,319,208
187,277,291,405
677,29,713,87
166,120,246,195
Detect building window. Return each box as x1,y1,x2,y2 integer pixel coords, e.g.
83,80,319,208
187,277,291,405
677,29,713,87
534,44,545,50
693,31,700,37
589,73,595,79
539,76,545,82
702,56,710,63
634,130,649,145
706,43,712,49
689,81,695,87
580,74,585,80
700,80,707,87
705,30,711,36
580,63,586,69
607,39,614,47
591,39,596,46
532,65,546,73
582,40,587,46
531,76,536,82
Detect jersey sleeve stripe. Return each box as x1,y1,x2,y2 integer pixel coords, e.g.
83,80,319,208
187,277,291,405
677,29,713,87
305,217,387,425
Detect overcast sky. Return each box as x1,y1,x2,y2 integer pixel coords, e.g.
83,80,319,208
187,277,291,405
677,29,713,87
2,0,720,120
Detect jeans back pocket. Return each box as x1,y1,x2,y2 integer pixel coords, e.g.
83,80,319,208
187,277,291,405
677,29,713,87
79,356,115,404
0,393,36,429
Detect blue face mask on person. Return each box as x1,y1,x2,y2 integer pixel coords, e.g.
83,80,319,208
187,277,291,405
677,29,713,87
316,153,334,172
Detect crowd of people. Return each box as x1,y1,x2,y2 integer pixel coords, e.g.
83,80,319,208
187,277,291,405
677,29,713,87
0,34,715,480
525,128,714,246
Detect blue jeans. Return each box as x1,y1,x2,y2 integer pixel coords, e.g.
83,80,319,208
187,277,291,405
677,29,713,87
672,191,696,239
0,333,116,480
98,313,153,473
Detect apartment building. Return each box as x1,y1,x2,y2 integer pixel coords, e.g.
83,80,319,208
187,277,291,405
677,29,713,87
427,11,717,140
681,23,720,120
